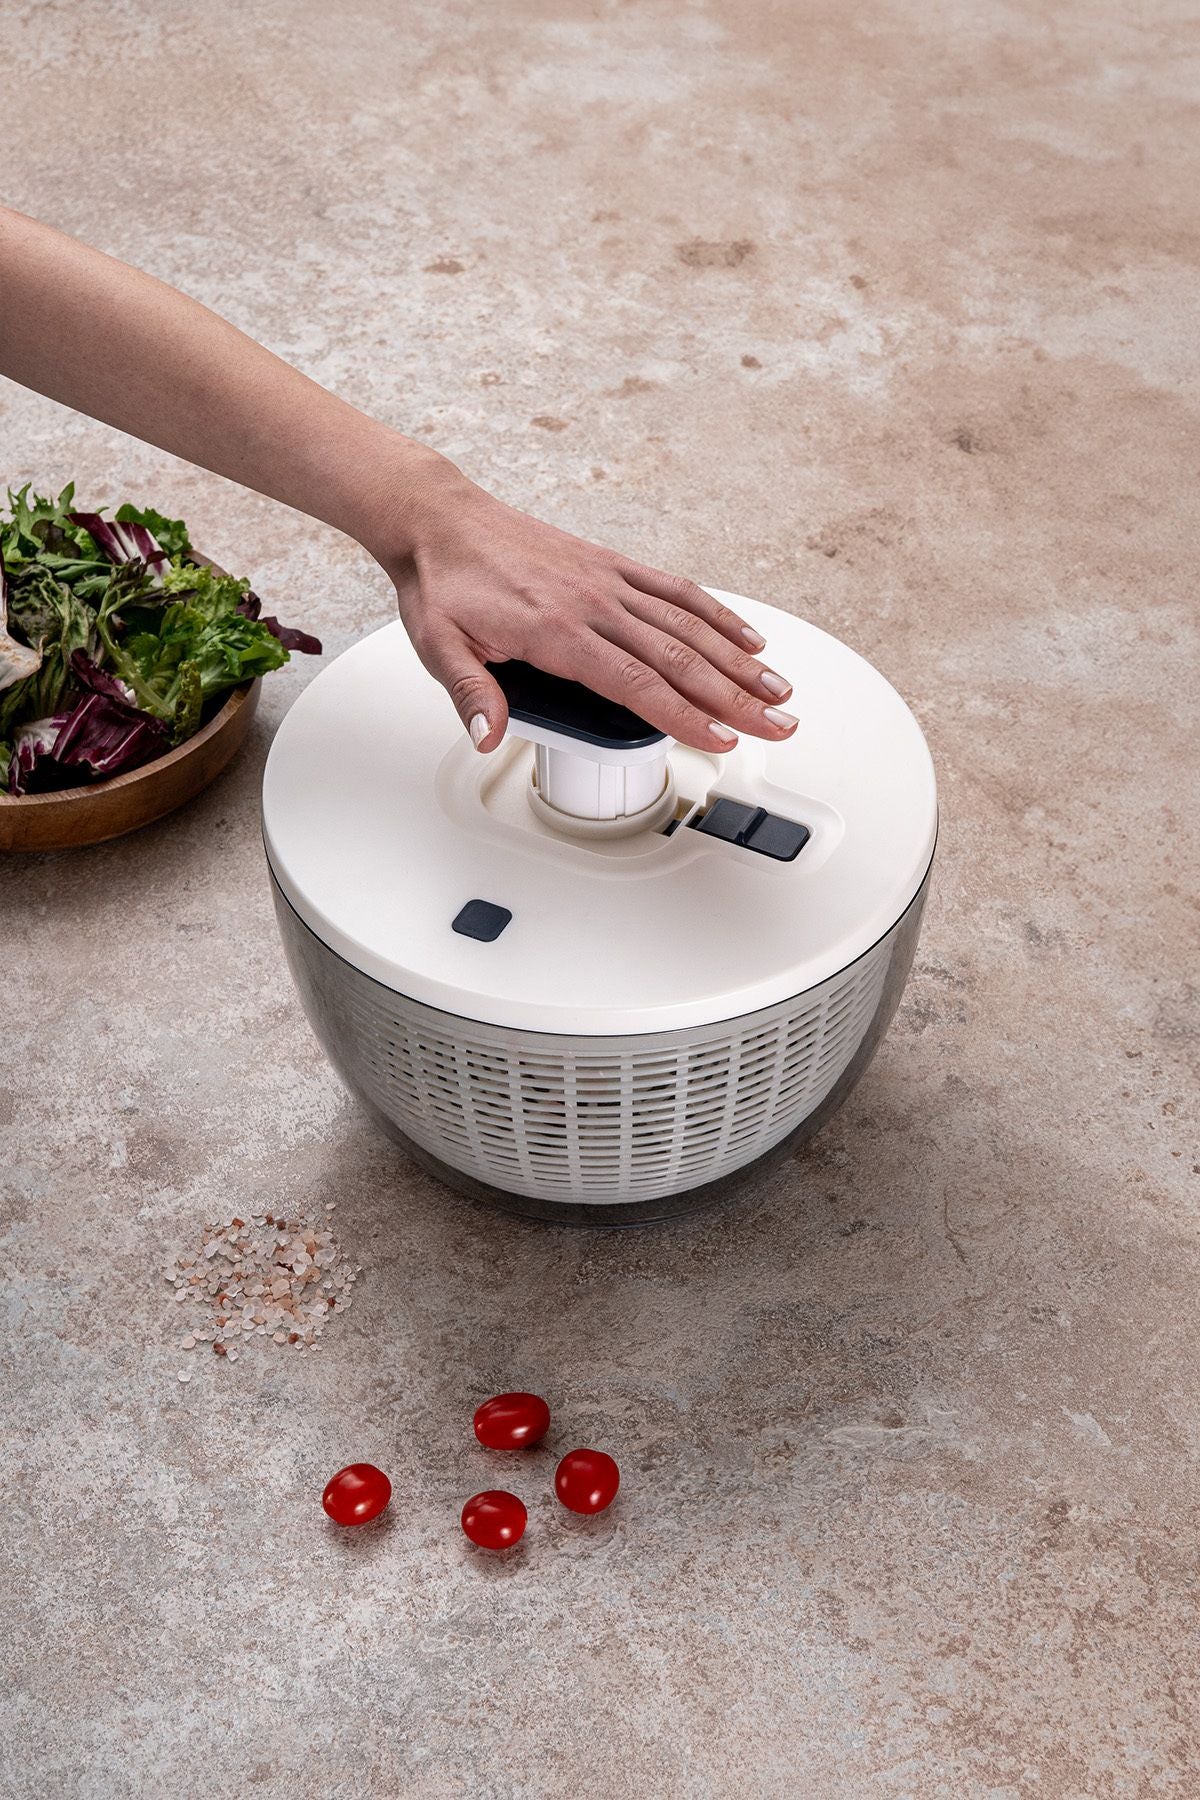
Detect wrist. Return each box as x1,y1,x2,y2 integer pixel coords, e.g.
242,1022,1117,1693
340,428,472,574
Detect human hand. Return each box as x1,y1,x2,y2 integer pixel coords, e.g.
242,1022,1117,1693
377,460,797,754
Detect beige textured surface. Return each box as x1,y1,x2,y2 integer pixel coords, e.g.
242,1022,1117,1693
3,1,1198,1795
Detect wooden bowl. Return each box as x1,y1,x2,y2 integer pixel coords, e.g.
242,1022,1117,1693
0,678,261,853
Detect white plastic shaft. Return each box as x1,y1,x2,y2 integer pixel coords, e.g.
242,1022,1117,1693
534,743,668,821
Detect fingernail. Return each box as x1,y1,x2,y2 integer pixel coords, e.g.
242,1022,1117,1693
468,712,489,748
741,626,766,651
708,720,738,746
760,670,791,699
763,706,798,732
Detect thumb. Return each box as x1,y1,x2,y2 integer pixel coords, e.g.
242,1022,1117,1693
417,625,509,753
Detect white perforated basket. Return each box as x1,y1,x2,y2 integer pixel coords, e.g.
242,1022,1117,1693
272,876,926,1216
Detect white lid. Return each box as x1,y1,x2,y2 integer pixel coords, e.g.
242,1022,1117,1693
262,591,937,1035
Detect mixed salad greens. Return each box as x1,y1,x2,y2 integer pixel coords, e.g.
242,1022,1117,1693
0,484,320,795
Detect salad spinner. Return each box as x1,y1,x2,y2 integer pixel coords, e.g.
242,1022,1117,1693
262,590,937,1224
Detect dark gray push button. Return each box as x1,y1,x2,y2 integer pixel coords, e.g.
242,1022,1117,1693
693,799,810,862
694,799,764,845
452,899,512,941
743,812,810,861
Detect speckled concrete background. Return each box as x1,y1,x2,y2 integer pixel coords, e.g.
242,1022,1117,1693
2,1,1198,1795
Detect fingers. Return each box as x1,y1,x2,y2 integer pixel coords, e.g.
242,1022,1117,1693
613,563,767,652
619,586,793,705
414,622,509,752
567,633,738,751
530,625,765,754
592,613,798,748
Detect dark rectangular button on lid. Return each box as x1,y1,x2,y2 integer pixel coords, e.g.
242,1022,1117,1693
452,899,512,942
694,798,810,861
744,813,810,861
694,798,764,844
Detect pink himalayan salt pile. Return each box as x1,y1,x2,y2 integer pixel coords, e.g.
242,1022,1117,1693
166,1204,361,1370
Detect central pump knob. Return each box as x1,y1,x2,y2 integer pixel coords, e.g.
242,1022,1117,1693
488,661,677,839
531,740,668,821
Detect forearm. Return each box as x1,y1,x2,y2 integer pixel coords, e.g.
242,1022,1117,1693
0,205,797,753
0,204,450,563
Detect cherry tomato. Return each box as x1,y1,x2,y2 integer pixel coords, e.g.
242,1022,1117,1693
461,1489,527,1550
554,1448,620,1515
473,1391,551,1452
322,1462,392,1527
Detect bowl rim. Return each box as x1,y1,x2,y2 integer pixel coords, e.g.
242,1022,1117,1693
0,678,257,811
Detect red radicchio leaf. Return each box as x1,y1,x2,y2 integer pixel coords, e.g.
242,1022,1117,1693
68,510,171,584
69,648,137,702
50,691,169,779
9,650,170,792
238,590,321,655
9,716,67,794
261,616,322,655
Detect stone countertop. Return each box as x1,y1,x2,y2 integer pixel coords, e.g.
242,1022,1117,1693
2,1,1197,1794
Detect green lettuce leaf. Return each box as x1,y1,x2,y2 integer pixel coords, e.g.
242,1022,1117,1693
104,560,287,724
1,483,106,584
133,601,287,700
171,659,204,744
158,559,252,615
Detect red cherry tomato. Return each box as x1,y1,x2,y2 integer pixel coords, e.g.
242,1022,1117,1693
554,1448,620,1515
322,1462,392,1527
461,1489,527,1550
473,1391,551,1451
